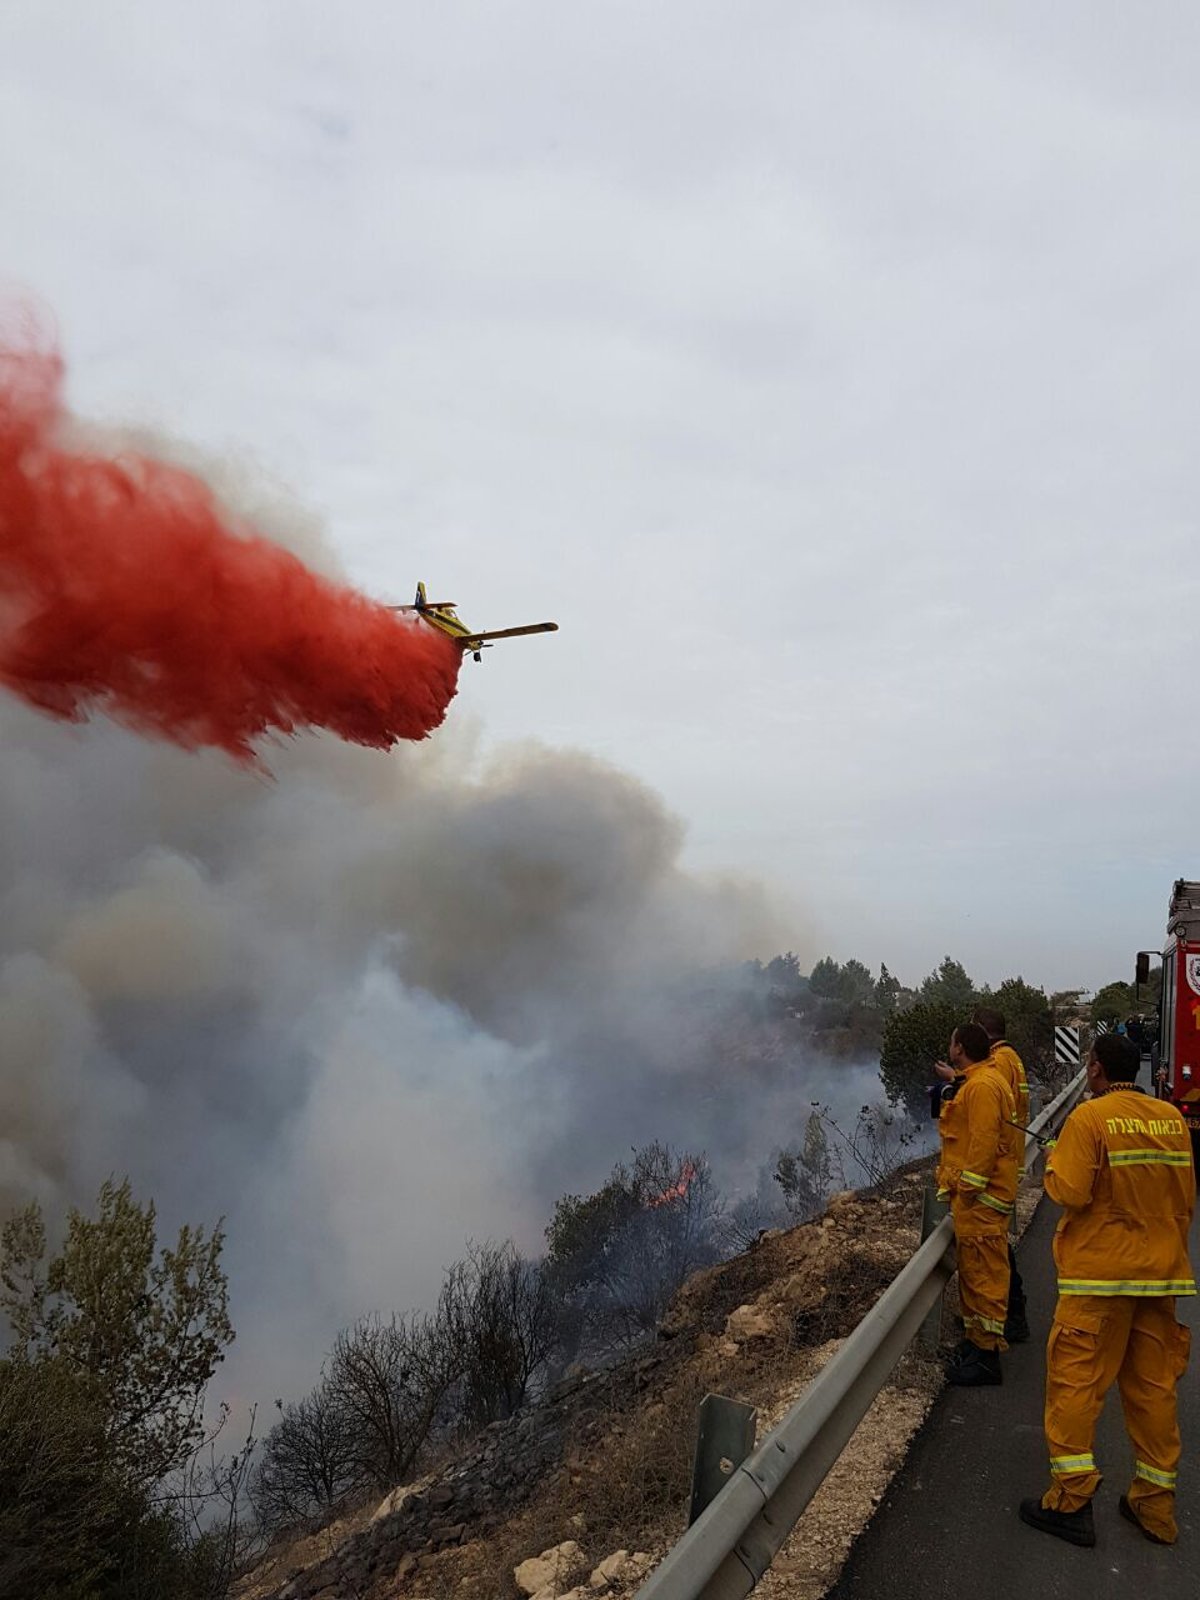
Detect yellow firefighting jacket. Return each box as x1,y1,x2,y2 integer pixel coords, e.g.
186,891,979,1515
989,1040,1029,1125
989,1039,1030,1176
936,1060,1021,1223
1046,1085,1197,1297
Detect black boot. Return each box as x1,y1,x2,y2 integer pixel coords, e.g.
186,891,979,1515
1119,1495,1171,1545
1004,1310,1031,1344
1019,1497,1095,1547
1006,1246,1026,1337
947,1345,1002,1386
947,1337,975,1366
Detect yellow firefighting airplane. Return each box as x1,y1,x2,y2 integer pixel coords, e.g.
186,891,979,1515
390,583,558,663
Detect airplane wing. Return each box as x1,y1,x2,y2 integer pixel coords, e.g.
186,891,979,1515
464,623,559,643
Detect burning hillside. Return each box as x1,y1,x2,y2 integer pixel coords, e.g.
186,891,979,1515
235,1166,941,1600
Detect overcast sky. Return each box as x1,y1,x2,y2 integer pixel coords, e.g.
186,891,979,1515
5,1,1200,990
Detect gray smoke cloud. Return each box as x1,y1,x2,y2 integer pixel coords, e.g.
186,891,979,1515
0,449,850,1406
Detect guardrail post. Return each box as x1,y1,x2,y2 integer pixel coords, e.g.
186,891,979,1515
688,1395,757,1525
918,1182,949,1351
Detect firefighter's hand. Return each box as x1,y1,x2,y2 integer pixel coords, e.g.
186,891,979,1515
934,1060,955,1083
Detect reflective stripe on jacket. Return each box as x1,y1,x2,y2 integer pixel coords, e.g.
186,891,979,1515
1046,1087,1197,1297
936,1061,1020,1217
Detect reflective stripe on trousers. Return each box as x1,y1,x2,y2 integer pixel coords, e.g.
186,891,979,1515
951,1198,1010,1352
1042,1294,1191,1543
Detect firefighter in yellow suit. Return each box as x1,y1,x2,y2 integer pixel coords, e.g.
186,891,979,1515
973,1006,1031,1343
976,1013,1030,1126
1020,1032,1196,1548
936,1022,1022,1385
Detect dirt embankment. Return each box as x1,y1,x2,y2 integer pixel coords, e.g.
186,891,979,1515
238,1163,953,1600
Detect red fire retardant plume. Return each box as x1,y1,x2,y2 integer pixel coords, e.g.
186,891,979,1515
0,334,461,765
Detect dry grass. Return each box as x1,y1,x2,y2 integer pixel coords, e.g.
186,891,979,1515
415,1364,710,1599
787,1246,906,1348
565,1366,712,1545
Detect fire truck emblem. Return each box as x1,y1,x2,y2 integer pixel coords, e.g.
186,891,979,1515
1186,954,1200,997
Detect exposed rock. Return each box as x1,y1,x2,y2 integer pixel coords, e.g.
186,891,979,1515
572,1548,656,1594
591,1549,631,1584
372,1484,414,1523
725,1303,779,1343
515,1540,586,1596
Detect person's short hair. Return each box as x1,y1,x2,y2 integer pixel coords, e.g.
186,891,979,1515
1092,1032,1141,1082
972,1006,1006,1040
953,1023,992,1064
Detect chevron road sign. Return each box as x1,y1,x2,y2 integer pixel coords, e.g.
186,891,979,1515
1054,1024,1081,1066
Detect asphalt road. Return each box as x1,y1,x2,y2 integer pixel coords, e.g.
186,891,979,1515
827,1200,1200,1598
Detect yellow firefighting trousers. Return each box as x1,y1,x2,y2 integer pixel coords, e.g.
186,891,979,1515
1042,1294,1191,1541
952,1198,1010,1352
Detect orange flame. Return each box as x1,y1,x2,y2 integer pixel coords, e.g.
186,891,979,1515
646,1160,698,1209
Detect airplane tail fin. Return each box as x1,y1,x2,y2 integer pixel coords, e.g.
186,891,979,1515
415,581,427,610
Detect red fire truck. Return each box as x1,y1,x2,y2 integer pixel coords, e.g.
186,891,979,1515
1137,878,1200,1136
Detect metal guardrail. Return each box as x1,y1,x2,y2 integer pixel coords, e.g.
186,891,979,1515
634,1068,1088,1600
